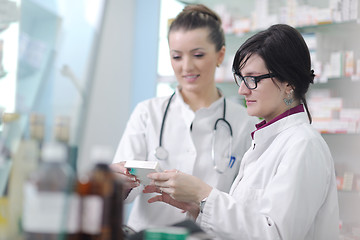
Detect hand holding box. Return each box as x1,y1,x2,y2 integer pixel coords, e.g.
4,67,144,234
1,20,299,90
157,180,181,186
124,160,162,185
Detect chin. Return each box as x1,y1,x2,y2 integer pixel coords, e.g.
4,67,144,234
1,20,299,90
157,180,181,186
182,84,201,92
246,108,257,117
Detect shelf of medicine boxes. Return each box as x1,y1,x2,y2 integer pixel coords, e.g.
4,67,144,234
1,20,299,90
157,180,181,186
159,20,360,129
223,20,360,65
219,21,360,135
308,75,360,135
211,20,360,80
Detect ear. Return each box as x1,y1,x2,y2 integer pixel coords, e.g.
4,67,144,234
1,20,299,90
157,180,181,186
285,83,295,95
217,45,226,66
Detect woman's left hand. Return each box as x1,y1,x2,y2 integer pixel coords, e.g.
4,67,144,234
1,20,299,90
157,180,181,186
143,184,200,218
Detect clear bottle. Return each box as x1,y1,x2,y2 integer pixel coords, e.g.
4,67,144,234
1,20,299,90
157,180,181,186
77,146,124,240
22,141,80,240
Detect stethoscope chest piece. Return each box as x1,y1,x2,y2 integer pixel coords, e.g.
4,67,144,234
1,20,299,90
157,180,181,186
155,146,169,160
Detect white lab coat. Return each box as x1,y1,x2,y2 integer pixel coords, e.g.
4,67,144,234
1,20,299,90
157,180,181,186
197,110,340,240
113,88,258,231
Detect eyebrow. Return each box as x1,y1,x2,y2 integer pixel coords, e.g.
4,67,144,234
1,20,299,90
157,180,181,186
241,71,264,76
170,48,206,54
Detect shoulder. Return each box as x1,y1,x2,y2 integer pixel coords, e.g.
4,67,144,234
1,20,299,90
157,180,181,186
280,122,331,159
133,95,172,113
136,95,170,108
288,122,324,143
127,96,173,125
278,124,334,177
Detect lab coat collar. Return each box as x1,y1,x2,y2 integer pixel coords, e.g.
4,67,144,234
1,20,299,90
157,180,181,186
173,87,194,129
174,86,225,113
251,104,305,139
173,86,225,132
252,109,309,146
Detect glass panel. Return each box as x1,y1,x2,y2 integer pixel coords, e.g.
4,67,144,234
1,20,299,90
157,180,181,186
0,0,20,130
1,0,106,152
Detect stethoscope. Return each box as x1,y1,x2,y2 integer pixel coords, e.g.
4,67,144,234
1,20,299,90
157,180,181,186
154,91,234,173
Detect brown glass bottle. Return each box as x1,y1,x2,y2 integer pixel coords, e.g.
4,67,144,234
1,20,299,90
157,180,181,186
77,154,124,240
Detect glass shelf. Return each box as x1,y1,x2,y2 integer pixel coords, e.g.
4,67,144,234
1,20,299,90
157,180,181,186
227,20,359,38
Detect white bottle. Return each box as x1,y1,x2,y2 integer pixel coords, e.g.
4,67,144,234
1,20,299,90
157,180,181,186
22,142,79,240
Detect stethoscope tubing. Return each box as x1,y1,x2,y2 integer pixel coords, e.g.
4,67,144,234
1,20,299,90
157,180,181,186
155,91,233,173
158,92,176,148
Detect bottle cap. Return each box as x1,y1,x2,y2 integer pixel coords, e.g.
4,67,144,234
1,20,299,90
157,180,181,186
41,142,67,162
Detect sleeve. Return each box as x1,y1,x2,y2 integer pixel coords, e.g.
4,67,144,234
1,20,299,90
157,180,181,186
112,102,149,202
197,137,333,240
113,102,149,163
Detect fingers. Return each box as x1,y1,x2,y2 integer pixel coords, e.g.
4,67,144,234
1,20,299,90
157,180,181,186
146,169,181,197
147,172,170,181
110,163,140,189
148,195,163,203
143,185,159,193
147,169,180,181
126,180,140,189
109,162,128,174
143,185,168,198
110,162,138,180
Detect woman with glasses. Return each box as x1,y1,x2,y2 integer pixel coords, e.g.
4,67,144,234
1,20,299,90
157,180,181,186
110,4,257,231
145,24,339,239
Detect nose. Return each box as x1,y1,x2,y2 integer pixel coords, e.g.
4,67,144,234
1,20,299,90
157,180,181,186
238,80,251,96
183,56,194,71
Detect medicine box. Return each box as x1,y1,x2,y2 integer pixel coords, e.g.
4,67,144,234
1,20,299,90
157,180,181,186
124,160,162,185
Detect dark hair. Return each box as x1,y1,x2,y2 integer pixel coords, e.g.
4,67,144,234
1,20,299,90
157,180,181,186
168,4,225,51
232,24,315,123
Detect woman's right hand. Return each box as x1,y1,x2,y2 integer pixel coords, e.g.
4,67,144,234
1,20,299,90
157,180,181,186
110,161,140,197
146,170,212,204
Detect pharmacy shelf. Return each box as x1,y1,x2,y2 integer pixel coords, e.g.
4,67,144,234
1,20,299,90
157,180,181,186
225,20,358,39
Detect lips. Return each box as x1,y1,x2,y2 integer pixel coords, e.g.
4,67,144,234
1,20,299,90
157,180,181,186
246,99,256,104
183,74,200,82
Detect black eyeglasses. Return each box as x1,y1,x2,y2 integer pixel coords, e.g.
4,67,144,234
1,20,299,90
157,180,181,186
233,72,276,90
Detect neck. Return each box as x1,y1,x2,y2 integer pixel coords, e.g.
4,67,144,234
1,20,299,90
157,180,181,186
180,87,221,111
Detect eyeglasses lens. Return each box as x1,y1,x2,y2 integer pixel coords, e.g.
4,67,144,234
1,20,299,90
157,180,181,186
244,77,256,89
234,74,256,89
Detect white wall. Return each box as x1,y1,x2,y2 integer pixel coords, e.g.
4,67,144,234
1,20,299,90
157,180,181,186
77,0,161,175
77,0,136,174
